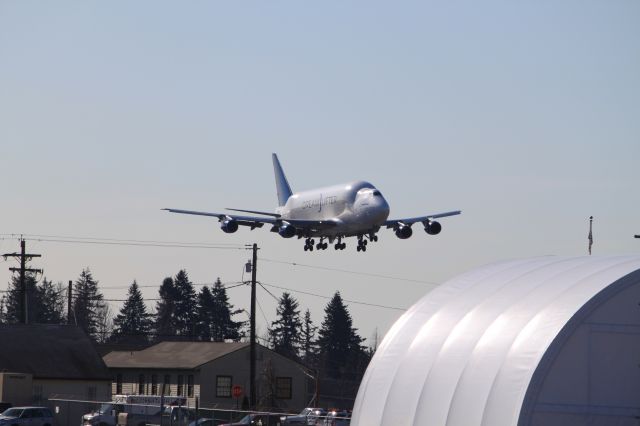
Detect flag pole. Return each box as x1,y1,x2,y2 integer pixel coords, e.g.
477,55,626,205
588,216,593,255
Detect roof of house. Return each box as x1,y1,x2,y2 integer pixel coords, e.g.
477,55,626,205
0,324,111,380
104,341,251,369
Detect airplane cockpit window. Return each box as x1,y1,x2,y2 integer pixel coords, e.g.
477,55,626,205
373,190,382,196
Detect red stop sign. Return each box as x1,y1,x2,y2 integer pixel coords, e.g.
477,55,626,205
232,385,243,398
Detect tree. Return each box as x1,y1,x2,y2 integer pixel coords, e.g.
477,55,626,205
317,291,366,379
198,278,244,342
3,274,65,324
95,303,114,344
72,268,106,340
173,270,197,338
196,285,215,341
112,281,153,344
155,277,178,339
269,292,303,360
35,278,66,324
301,309,318,364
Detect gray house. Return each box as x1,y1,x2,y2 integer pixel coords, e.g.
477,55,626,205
103,342,311,412
0,324,112,425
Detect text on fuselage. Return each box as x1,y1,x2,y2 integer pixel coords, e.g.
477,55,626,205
302,194,338,212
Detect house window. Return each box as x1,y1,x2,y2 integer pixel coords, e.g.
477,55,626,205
138,374,146,395
116,374,123,394
216,376,232,398
275,377,292,399
177,375,184,396
151,374,158,395
187,375,194,398
163,375,171,395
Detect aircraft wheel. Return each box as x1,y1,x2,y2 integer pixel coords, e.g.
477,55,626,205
342,244,346,250
362,245,367,252
334,244,340,250
324,243,328,249
357,246,361,252
304,245,308,251
310,239,315,245
363,240,368,245
309,245,314,251
373,235,378,242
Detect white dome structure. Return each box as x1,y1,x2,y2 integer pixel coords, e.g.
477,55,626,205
352,255,640,426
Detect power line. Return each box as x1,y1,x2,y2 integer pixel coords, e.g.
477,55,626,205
259,281,407,311
16,238,245,250
261,258,440,287
1,233,243,247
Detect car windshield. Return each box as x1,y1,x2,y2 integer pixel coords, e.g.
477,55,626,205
98,404,113,414
1,408,24,418
235,414,252,424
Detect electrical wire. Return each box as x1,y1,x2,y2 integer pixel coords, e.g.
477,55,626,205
261,257,440,287
259,281,407,311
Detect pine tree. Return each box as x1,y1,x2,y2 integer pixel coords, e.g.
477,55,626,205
155,277,178,339
112,281,153,344
72,268,106,340
301,309,318,364
2,274,64,324
196,286,215,341
317,291,366,378
209,278,243,342
35,278,66,324
173,270,197,338
3,272,38,323
269,292,303,360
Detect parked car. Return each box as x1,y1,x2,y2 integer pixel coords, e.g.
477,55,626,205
281,408,326,425
219,413,282,426
188,418,217,426
0,407,54,426
0,406,11,416
321,410,350,426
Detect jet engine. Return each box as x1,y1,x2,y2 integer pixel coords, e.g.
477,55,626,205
395,224,413,239
220,219,239,233
424,220,442,235
278,224,296,238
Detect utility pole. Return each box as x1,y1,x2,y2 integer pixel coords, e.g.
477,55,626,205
248,243,258,409
3,239,42,324
67,280,73,325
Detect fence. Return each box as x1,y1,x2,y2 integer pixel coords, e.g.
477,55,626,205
45,397,351,426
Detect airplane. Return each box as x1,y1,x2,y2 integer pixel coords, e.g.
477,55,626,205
163,154,461,252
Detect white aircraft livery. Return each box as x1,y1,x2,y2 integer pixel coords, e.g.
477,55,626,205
164,154,461,252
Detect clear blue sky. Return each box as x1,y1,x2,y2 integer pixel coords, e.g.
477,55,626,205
1,1,639,343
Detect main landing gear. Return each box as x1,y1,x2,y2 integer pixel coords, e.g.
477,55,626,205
356,233,379,252
334,237,346,251
304,237,329,251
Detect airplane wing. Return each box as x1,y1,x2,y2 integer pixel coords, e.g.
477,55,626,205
384,210,462,228
163,208,338,232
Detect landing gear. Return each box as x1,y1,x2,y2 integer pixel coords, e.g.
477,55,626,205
303,238,315,251
369,232,379,242
356,235,368,252
316,237,328,250
334,237,346,250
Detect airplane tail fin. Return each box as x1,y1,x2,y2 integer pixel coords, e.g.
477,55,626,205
272,153,293,207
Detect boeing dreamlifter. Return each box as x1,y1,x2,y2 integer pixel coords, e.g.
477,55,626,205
164,154,461,252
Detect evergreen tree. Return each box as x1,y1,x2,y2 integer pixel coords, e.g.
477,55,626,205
35,278,66,324
301,309,318,364
111,281,153,344
173,270,197,338
3,274,65,324
269,292,303,360
317,291,366,378
155,277,178,339
208,278,243,341
72,268,106,340
196,286,215,341
3,272,37,323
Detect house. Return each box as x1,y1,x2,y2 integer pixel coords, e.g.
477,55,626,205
103,341,311,412
0,324,112,425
